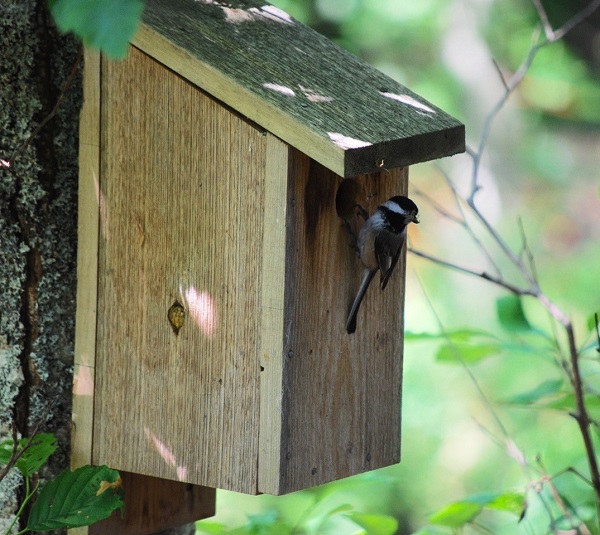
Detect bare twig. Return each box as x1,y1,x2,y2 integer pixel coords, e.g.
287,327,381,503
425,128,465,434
550,0,600,42
416,273,511,437
412,186,463,225
411,0,600,520
438,165,504,277
415,274,572,531
468,30,544,202
491,58,509,91
0,403,54,483
470,0,600,202
409,247,534,297
531,0,554,39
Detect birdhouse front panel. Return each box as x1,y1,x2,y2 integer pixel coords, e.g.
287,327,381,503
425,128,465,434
94,46,270,494
263,154,408,494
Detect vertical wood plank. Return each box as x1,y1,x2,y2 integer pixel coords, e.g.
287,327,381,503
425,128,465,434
94,46,266,493
257,136,288,494
72,48,100,471
276,155,408,494
70,46,101,535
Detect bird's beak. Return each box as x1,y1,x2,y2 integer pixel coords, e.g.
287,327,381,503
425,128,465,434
411,213,420,224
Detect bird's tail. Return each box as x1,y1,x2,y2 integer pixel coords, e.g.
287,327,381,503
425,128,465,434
346,269,376,334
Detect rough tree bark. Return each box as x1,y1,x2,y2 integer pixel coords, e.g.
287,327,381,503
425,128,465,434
0,3,197,534
1,2,81,530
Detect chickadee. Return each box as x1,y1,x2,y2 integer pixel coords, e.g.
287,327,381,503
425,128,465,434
346,195,419,334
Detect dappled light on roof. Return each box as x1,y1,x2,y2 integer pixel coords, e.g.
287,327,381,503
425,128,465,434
380,91,435,114
196,0,294,25
299,85,333,103
328,132,373,149
249,6,293,24
263,83,296,96
222,7,253,23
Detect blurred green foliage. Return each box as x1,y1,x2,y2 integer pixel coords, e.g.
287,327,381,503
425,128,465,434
49,0,143,58
197,0,600,533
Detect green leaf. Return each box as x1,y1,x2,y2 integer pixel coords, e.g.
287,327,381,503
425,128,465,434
485,491,525,515
504,379,563,405
0,433,58,478
428,491,525,528
405,329,495,342
406,329,502,364
428,501,483,527
546,394,600,421
344,512,398,534
436,342,502,364
195,521,229,534
496,295,531,332
586,312,599,333
27,465,123,530
48,0,144,59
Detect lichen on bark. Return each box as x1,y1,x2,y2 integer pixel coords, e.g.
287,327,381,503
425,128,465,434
0,0,81,527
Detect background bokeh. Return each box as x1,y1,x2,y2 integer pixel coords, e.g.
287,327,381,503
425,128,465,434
197,1,600,533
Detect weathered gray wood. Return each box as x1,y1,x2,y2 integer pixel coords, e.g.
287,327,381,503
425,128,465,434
94,46,266,494
273,158,407,494
134,0,465,177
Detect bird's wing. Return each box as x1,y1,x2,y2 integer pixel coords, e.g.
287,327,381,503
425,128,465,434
378,233,405,290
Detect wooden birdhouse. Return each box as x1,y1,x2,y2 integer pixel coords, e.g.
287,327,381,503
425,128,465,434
72,0,464,532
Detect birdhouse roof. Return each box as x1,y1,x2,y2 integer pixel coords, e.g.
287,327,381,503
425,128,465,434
134,0,465,177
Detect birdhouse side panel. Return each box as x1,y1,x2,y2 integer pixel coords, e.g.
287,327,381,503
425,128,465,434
93,46,266,493
273,153,407,494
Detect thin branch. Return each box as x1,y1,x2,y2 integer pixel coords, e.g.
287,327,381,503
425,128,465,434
415,273,510,439
412,186,463,225
438,165,503,277
531,0,554,40
471,0,600,202
0,404,53,483
467,200,539,289
491,58,509,91
0,432,35,484
517,217,539,282
412,242,600,508
552,0,600,42
565,321,600,507
469,32,544,202
595,313,600,354
409,247,534,297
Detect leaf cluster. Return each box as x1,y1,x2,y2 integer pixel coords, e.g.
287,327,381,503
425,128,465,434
0,434,123,534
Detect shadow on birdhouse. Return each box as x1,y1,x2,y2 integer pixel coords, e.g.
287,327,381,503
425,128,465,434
72,0,464,533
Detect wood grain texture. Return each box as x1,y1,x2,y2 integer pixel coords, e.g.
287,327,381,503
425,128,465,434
275,158,408,494
72,49,100,473
70,47,101,535
133,0,465,177
89,471,215,535
94,46,267,493
257,136,289,494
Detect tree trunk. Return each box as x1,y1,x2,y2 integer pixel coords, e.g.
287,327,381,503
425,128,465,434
0,3,198,534
1,1,81,530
